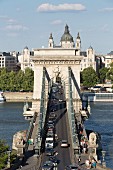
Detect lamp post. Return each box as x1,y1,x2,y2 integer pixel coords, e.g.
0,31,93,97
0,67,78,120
101,150,106,167
7,150,11,168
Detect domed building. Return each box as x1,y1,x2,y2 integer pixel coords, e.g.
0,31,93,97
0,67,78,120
48,24,81,53
18,25,97,74
60,24,74,48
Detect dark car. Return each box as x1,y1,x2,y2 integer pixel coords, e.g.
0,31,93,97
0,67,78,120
49,156,59,164
45,148,55,156
42,161,54,170
65,164,79,170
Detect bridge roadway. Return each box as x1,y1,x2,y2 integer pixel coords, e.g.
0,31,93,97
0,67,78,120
15,86,111,170
15,108,110,170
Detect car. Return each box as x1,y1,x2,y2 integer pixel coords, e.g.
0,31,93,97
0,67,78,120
45,148,55,156
60,140,69,148
47,124,54,129
47,131,54,137
59,99,63,102
49,112,57,118
49,156,59,163
45,140,54,148
65,164,79,170
42,161,54,170
48,117,56,122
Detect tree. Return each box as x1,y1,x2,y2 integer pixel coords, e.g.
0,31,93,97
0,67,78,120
81,67,98,88
0,140,9,169
106,67,113,83
99,67,109,83
0,68,9,91
8,71,17,91
0,139,17,169
110,62,113,67
15,70,24,91
22,68,34,92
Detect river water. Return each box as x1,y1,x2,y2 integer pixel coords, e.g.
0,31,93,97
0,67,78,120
0,102,30,149
0,102,113,169
84,101,113,169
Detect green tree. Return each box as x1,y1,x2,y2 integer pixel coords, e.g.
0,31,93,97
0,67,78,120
0,68,34,92
15,70,24,91
0,68,9,91
0,140,9,169
81,67,98,88
110,62,113,67
22,68,34,91
8,71,17,91
106,67,113,83
99,67,109,83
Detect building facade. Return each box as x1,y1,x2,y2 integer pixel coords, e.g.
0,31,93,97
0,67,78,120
104,51,113,68
80,46,96,71
0,52,18,72
18,25,98,73
18,46,34,72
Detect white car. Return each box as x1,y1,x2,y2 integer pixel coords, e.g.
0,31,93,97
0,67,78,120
60,140,69,147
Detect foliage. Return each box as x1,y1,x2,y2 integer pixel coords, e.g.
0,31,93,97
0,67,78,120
106,67,113,83
0,67,34,92
99,67,109,83
0,68,9,91
110,62,113,67
0,140,17,169
81,67,98,87
22,68,34,92
0,140,9,169
15,70,25,91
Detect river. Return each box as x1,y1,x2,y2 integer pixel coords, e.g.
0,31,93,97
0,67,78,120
0,101,113,169
0,102,30,149
84,101,113,169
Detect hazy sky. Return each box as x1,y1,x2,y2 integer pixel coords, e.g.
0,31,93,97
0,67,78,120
0,0,113,54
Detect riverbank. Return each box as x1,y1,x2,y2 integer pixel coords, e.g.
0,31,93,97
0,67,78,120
4,92,33,102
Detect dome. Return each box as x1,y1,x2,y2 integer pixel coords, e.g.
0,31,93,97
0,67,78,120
88,46,93,50
61,25,74,42
24,46,29,50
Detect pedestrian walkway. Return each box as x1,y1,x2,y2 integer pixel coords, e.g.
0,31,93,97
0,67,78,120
76,153,111,170
16,114,42,170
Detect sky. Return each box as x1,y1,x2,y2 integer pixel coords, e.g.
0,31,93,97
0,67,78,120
0,0,113,55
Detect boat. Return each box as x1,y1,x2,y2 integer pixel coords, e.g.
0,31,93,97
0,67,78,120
0,92,6,102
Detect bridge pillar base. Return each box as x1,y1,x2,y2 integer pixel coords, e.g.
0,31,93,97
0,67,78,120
32,100,40,112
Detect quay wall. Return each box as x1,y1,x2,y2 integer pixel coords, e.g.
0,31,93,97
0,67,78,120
4,92,33,102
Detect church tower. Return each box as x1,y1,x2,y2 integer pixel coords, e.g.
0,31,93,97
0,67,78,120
60,24,74,48
48,33,54,48
76,32,81,50
87,46,96,70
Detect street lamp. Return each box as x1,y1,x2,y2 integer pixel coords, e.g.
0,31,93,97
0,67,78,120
101,150,106,167
7,150,11,168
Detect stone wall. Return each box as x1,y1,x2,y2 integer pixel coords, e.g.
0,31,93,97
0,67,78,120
4,92,33,101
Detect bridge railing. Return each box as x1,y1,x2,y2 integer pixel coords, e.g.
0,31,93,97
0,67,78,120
68,67,80,154
34,67,47,155
24,112,37,152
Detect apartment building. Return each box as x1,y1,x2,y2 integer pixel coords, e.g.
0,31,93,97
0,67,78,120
0,52,18,72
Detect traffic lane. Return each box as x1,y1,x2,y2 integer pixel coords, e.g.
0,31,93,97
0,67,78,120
56,108,71,170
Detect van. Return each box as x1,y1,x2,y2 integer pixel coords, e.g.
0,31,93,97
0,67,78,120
45,137,54,148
